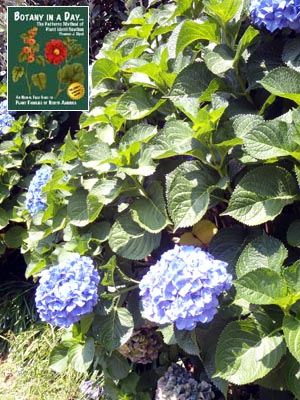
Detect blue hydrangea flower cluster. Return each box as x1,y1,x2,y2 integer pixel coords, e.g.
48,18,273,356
25,166,52,216
0,99,15,134
139,245,232,330
250,0,300,32
35,254,100,328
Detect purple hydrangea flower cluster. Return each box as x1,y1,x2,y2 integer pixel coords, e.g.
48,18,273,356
0,99,15,134
35,254,100,328
139,245,232,330
25,166,52,216
250,0,300,32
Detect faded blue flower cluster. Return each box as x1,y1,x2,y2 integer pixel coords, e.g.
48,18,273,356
0,99,15,134
35,254,100,328
250,0,300,32
25,166,52,216
139,245,232,330
79,380,102,400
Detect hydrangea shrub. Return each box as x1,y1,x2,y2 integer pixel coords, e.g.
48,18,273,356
3,0,300,398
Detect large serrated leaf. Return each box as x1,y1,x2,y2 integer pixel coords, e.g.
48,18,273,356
215,320,286,384
131,181,169,233
236,234,287,278
166,161,219,230
68,337,95,373
260,67,300,105
208,225,259,272
149,119,196,158
203,0,242,23
89,177,122,205
176,20,221,55
67,188,89,227
92,307,134,355
232,114,264,138
283,315,300,361
92,58,119,87
204,44,234,74
282,38,300,72
223,166,298,226
287,220,300,247
168,63,214,118
284,354,300,399
174,328,200,356
283,261,300,295
243,120,300,160
235,268,288,305
234,25,259,63
116,86,166,120
108,213,161,260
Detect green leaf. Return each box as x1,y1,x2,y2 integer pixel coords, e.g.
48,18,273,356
63,133,78,162
119,124,157,152
203,0,242,23
243,120,300,160
260,67,300,105
108,213,161,260
284,354,300,399
174,328,200,355
235,268,288,305
67,188,89,227
68,337,95,373
282,261,300,295
131,188,169,233
223,166,298,225
150,119,196,158
116,87,166,120
49,344,69,373
105,352,131,380
236,234,287,278
283,315,300,361
234,25,259,63
214,320,286,384
209,225,258,271
31,73,47,90
204,44,234,74
92,58,119,87
282,38,300,72
0,208,9,229
176,20,221,55
5,226,27,248
287,220,300,247
158,324,176,345
92,307,134,354
12,66,24,83
232,114,264,138
89,177,122,205
166,161,221,230
168,63,213,118
80,313,94,335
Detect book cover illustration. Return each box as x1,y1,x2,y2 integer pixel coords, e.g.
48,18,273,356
7,6,89,111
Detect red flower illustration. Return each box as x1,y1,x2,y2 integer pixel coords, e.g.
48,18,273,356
45,39,67,65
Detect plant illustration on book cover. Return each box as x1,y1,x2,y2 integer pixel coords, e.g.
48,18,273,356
7,6,89,111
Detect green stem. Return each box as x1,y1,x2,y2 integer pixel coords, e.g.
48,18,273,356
25,63,31,95
113,284,139,297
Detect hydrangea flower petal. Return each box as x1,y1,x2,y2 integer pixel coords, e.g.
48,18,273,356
35,254,100,328
0,99,15,134
139,245,232,330
25,166,52,216
250,0,300,32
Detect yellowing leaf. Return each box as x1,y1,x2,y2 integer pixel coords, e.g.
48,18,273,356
192,219,218,245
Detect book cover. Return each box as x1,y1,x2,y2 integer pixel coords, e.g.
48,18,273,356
7,6,89,111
